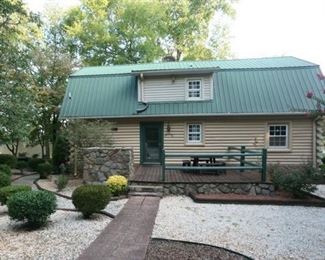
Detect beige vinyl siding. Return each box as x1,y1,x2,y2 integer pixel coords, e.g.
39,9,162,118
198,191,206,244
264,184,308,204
108,117,313,166
141,74,213,102
111,122,140,164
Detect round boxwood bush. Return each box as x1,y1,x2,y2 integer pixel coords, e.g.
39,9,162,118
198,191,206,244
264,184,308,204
7,190,57,228
16,161,28,174
0,154,17,168
28,158,45,172
0,164,11,176
37,162,52,179
0,172,11,188
0,185,31,205
72,185,111,218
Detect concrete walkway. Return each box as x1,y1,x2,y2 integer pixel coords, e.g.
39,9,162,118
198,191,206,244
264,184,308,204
78,196,160,260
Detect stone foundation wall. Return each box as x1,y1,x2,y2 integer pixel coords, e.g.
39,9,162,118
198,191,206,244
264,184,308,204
162,183,274,196
83,147,133,182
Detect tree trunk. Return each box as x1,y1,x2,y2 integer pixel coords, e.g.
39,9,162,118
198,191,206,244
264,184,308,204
45,141,50,160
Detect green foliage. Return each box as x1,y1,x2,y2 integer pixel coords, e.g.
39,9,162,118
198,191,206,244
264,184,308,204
64,0,234,65
37,162,52,179
0,185,31,205
72,185,111,218
52,135,70,174
0,164,11,176
106,175,128,196
28,158,45,172
0,154,17,168
56,175,69,191
272,166,317,198
16,161,28,173
0,172,11,188
7,190,56,228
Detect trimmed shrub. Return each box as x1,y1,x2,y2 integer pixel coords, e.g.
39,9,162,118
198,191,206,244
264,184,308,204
7,190,57,228
53,135,70,174
0,172,11,188
0,164,11,176
0,154,17,168
28,158,45,172
37,162,52,179
16,161,28,174
106,175,128,196
72,185,111,218
272,168,317,198
0,185,31,205
56,175,69,191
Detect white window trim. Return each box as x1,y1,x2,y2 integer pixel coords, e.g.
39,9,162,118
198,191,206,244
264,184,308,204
267,123,289,150
186,123,203,145
185,78,202,101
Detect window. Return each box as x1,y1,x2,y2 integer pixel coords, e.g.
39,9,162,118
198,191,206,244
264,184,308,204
187,79,202,100
268,124,288,148
187,123,202,144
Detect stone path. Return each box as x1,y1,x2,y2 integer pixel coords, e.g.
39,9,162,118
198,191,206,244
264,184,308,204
78,196,160,260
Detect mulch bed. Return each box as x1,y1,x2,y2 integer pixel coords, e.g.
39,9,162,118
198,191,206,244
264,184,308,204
190,191,325,207
145,238,252,260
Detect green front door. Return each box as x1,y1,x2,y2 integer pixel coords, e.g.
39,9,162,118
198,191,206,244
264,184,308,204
140,122,164,164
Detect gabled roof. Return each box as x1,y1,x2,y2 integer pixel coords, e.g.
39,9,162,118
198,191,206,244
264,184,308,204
60,56,324,119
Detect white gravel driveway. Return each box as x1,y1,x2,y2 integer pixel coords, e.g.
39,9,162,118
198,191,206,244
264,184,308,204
152,196,325,260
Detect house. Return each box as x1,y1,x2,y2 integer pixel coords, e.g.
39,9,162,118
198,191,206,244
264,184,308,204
59,56,325,176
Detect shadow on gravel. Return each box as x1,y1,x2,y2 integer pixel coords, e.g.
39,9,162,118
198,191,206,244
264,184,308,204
145,238,253,260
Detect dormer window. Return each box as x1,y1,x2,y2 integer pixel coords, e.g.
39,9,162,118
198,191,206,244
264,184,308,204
186,79,202,100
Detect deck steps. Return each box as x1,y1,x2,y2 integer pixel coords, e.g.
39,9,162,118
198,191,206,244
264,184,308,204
128,185,163,197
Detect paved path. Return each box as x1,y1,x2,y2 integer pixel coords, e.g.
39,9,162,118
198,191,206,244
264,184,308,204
78,196,160,260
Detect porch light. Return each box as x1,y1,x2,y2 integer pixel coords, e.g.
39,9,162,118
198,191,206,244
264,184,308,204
166,123,171,133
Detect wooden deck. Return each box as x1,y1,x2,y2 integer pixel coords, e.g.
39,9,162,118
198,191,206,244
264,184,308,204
130,165,267,183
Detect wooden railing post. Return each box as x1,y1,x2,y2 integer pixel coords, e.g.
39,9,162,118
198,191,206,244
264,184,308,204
161,149,165,182
240,145,245,172
261,148,267,182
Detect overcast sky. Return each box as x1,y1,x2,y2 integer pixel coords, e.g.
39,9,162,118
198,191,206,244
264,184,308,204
24,0,325,69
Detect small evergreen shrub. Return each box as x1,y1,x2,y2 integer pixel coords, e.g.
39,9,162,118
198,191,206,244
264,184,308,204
0,154,17,168
37,162,52,179
272,168,317,198
106,175,128,196
16,161,28,174
0,185,31,205
72,185,111,218
53,135,70,174
7,190,57,228
0,172,11,188
56,175,69,191
0,164,11,176
28,158,45,172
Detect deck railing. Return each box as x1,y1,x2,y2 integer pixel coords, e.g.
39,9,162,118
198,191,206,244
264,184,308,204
161,145,267,183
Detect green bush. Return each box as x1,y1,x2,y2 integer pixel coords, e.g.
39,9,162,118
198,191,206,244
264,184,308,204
16,161,28,174
0,172,11,188
37,162,52,179
272,168,317,198
72,185,111,218
53,135,70,174
28,158,45,172
7,190,57,228
0,154,17,168
0,164,11,176
56,175,69,191
0,185,31,205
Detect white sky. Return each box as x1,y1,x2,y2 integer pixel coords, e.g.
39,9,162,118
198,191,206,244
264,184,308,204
24,0,325,69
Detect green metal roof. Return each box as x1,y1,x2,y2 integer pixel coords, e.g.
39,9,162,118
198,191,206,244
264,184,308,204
71,56,316,77
60,56,324,119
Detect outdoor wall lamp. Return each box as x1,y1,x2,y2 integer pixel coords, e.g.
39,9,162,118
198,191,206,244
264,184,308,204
166,123,171,133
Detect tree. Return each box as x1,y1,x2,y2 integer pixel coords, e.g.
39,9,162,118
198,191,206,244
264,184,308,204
0,0,40,156
29,11,74,159
63,0,235,65
64,0,165,65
